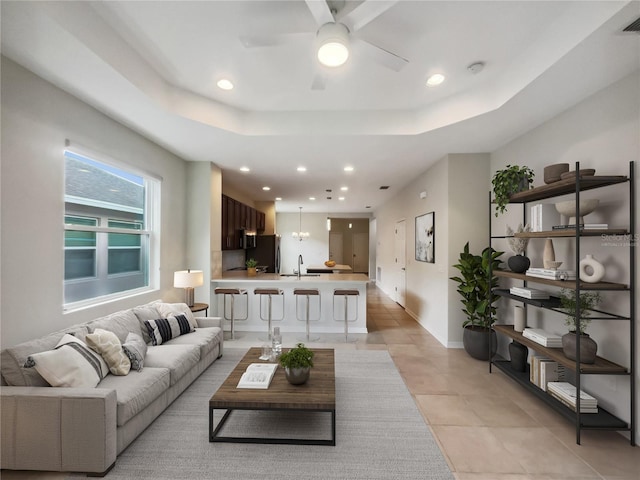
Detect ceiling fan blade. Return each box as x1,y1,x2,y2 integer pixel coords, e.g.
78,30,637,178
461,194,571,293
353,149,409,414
304,0,335,28
352,37,408,72
340,0,398,33
239,32,311,48
311,71,327,90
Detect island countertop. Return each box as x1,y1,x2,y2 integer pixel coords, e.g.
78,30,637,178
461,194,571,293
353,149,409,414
210,272,369,335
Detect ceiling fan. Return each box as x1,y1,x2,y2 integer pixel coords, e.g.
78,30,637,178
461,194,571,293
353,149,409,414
239,0,409,90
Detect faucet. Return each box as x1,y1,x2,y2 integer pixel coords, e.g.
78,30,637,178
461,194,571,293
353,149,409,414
297,254,303,279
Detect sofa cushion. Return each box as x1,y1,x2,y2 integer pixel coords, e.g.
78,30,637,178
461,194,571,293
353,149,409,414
1,325,89,386
156,303,197,330
144,316,194,346
86,329,131,376
98,367,170,426
86,309,142,344
132,302,162,344
122,332,147,371
164,327,223,359
25,334,109,388
144,344,200,386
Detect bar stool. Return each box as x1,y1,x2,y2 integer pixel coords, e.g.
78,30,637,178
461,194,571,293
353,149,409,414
214,288,248,340
294,288,320,342
254,288,284,341
333,289,359,342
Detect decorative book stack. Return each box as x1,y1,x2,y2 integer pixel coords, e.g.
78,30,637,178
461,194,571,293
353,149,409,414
547,382,598,413
552,223,609,230
526,267,576,281
530,356,566,391
509,287,550,299
522,328,562,347
531,204,560,232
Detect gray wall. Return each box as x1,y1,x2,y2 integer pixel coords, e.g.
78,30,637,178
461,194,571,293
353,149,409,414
1,57,190,348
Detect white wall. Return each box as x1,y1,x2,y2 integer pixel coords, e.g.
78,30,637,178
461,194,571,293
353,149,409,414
277,212,330,274
374,153,490,347
0,57,190,348
490,72,640,444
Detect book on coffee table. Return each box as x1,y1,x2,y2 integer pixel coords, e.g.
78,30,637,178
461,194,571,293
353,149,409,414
237,363,278,389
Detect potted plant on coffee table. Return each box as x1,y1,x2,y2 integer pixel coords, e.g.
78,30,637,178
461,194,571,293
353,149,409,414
450,242,503,360
559,289,601,364
492,165,535,217
279,343,314,385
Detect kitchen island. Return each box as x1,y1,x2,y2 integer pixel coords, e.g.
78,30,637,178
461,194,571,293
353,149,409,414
211,272,369,336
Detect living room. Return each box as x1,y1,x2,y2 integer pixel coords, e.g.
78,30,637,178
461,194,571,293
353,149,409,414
1,1,639,478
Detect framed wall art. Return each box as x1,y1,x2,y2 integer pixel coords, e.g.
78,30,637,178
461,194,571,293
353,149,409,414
415,211,434,263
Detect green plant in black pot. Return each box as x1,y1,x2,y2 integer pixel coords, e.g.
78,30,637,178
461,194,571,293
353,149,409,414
279,343,314,384
558,289,601,364
492,165,535,216
450,242,503,360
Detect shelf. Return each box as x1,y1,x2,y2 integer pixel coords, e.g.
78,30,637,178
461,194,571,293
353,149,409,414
493,325,628,374
494,269,628,290
513,229,628,238
498,176,628,203
492,360,629,429
494,289,562,308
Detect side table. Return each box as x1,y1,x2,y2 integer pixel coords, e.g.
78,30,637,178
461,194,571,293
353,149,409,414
189,302,209,316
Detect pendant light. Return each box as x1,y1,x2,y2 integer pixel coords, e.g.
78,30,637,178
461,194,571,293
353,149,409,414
292,206,310,240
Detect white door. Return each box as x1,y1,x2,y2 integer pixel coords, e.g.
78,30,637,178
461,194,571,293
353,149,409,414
329,232,343,263
352,232,369,273
394,220,406,307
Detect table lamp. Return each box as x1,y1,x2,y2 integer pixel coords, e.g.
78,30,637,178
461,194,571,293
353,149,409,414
173,269,203,307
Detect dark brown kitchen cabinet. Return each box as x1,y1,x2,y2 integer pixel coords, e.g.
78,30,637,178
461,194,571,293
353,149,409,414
221,195,266,250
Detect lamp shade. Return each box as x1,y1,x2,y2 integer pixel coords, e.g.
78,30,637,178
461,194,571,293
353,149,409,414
173,270,204,288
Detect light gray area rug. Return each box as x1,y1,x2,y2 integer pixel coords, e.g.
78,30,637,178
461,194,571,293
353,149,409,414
97,348,453,479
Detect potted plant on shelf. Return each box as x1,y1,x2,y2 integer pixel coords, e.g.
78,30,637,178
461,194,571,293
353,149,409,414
506,223,531,273
559,288,601,364
246,258,258,277
492,165,535,217
450,242,503,360
279,343,314,384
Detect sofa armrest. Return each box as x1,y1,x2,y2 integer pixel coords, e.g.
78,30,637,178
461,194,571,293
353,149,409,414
1,386,117,474
195,316,223,329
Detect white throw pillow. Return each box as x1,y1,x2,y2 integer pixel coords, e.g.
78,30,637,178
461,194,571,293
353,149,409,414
85,328,131,376
25,334,109,388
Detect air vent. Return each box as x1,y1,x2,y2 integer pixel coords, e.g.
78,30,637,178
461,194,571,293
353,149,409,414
379,185,390,190
623,17,640,32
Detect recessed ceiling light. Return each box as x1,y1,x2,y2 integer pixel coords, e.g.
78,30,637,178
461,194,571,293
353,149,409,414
426,73,445,87
262,186,270,191
240,166,250,172
309,197,316,200
340,186,348,191
217,79,234,90
275,197,282,201
297,166,307,172
344,166,354,172
338,197,345,201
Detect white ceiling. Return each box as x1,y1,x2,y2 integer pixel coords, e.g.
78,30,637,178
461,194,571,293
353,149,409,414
2,1,639,212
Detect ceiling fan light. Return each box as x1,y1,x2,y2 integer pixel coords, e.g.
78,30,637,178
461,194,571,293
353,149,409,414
316,23,350,68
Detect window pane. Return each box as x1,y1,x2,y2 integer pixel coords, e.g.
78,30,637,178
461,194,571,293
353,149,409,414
65,230,96,248
108,232,141,247
65,215,98,226
65,250,96,279
108,248,141,274
108,219,142,230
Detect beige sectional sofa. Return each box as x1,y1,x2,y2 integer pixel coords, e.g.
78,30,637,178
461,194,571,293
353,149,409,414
0,300,224,476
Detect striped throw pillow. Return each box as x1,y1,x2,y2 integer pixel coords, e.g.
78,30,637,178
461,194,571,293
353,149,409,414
144,315,193,346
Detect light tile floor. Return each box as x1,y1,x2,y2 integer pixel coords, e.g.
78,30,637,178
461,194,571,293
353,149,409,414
3,284,638,479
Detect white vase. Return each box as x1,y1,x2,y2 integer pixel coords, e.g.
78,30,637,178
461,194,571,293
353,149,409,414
543,238,555,269
513,305,526,332
579,254,605,283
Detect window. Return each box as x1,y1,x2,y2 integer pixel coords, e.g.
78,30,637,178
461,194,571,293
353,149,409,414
64,149,158,306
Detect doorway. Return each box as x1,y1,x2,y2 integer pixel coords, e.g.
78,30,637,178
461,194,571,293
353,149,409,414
329,232,343,264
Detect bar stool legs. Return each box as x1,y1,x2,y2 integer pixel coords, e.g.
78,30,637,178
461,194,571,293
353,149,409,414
214,288,248,340
294,288,320,342
333,289,359,342
254,288,284,341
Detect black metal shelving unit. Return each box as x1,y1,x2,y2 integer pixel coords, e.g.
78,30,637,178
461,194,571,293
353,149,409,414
488,161,635,445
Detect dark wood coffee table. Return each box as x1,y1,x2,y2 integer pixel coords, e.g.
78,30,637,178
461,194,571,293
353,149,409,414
209,347,336,445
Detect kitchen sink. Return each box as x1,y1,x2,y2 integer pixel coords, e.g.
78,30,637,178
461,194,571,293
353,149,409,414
279,274,321,277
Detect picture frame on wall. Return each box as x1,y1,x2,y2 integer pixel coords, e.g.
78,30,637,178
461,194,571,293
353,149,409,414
415,212,435,263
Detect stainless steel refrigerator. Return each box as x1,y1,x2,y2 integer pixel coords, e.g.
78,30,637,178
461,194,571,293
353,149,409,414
246,235,281,273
